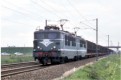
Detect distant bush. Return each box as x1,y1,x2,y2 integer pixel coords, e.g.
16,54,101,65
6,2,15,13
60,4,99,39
1,47,33,54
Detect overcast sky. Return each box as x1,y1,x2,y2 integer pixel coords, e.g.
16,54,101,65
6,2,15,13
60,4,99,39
1,0,121,50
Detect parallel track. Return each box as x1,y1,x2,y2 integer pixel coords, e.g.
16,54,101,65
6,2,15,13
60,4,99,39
1,64,47,77
1,55,106,77
1,61,38,70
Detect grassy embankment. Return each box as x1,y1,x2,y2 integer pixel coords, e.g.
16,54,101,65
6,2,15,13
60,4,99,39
1,54,34,64
1,47,34,64
65,54,121,80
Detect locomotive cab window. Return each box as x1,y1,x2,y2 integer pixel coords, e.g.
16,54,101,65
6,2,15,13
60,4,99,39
48,33,59,39
34,33,44,39
34,32,60,39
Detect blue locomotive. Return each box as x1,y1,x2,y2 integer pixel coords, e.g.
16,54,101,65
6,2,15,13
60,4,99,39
33,24,113,65
33,25,87,65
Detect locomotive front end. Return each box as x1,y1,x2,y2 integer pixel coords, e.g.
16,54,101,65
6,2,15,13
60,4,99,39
33,30,61,65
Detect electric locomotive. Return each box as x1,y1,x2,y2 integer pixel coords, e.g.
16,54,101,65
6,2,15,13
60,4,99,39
33,25,87,65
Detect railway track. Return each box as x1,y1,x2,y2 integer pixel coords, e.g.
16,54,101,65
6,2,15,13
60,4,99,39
1,64,48,77
1,61,38,70
1,61,41,77
1,56,106,78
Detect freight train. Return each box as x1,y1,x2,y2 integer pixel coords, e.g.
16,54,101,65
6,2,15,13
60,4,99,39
33,25,113,65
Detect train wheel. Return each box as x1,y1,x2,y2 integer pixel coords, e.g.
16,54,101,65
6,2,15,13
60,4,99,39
65,57,69,62
51,59,56,65
60,57,65,64
38,59,41,64
79,56,82,60
74,56,78,61
41,58,48,65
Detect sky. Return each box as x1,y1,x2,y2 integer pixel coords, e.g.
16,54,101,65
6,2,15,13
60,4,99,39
1,0,121,50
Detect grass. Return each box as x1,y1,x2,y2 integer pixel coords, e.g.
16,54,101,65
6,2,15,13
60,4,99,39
1,47,34,64
1,54,34,64
64,54,121,80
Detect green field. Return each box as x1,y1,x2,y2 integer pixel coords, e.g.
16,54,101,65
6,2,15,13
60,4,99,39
65,54,121,80
1,54,34,64
1,47,34,64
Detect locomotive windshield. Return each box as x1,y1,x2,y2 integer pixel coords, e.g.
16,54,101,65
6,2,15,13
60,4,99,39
34,32,60,39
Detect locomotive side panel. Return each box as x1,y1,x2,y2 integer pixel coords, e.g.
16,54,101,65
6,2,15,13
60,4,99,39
59,33,77,59
59,34,87,59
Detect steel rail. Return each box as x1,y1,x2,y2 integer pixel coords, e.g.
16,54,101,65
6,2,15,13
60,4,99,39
1,61,36,68
1,65,46,77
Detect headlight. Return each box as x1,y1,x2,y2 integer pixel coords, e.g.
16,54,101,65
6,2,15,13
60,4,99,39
37,46,40,49
40,48,42,50
37,46,42,50
51,46,56,50
33,49,36,51
53,46,56,48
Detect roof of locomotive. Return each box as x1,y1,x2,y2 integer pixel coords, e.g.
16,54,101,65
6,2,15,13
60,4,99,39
34,25,85,40
35,26,73,35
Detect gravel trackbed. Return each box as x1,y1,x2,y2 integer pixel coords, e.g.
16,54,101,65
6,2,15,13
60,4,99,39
2,56,103,80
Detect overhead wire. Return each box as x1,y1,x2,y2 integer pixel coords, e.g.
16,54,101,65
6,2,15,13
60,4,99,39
56,0,95,32
2,19,35,26
2,0,95,31
2,0,66,31
2,5,42,21
2,0,62,23
30,0,61,19
38,0,64,26
80,22,96,30
67,0,96,29
39,0,62,18
1,0,49,28
31,0,76,31
3,0,45,19
1,5,42,29
39,0,82,29
60,0,77,27
40,0,78,30
54,0,72,20
2,6,28,16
